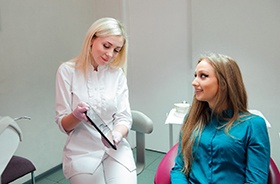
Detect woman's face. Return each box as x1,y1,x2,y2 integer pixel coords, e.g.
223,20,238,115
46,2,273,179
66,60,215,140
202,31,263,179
192,59,219,108
90,35,124,68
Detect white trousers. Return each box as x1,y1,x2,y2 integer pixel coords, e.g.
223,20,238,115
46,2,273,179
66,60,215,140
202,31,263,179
69,153,137,184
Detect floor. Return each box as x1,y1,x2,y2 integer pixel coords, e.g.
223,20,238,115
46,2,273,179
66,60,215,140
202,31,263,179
33,149,165,184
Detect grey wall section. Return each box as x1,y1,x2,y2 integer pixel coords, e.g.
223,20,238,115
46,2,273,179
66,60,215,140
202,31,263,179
0,0,95,183
126,0,193,153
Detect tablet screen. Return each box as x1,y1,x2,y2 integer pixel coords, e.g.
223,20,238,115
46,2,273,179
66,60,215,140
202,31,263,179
86,106,117,150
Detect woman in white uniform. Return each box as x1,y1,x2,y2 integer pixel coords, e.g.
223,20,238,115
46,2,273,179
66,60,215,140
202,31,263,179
55,17,136,184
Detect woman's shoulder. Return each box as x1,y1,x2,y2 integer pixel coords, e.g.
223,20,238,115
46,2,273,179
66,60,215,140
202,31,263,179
59,61,75,68
56,61,78,81
57,61,76,73
107,65,124,72
105,66,126,77
240,112,267,129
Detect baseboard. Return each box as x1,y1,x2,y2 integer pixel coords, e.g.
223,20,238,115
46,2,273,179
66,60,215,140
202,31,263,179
23,163,62,184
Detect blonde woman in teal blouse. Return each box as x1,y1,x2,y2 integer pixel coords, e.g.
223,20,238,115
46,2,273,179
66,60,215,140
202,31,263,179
171,53,270,183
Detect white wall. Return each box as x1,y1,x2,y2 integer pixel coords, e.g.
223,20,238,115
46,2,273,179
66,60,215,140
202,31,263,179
0,0,95,183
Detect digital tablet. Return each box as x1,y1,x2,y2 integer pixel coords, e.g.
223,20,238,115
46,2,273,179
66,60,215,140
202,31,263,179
86,106,117,150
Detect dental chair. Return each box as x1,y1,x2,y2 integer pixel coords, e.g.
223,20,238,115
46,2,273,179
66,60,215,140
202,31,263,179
0,116,36,184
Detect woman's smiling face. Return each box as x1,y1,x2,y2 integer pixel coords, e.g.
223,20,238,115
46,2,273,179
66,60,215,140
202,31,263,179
90,35,124,69
192,59,219,108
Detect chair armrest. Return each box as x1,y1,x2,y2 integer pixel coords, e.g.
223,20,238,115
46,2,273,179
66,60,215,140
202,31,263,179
131,110,153,134
130,110,153,174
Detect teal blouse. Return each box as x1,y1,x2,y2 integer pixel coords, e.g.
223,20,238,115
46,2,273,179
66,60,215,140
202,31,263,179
170,110,270,184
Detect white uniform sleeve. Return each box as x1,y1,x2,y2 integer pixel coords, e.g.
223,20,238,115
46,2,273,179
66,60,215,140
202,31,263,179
114,70,132,131
55,62,74,134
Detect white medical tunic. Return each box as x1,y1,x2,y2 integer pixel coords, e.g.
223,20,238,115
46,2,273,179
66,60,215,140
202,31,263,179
55,61,136,179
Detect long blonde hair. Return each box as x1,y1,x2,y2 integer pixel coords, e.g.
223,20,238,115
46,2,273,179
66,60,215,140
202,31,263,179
70,17,127,76
181,53,248,174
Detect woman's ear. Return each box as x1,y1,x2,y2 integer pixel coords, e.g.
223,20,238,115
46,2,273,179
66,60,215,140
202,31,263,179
219,78,227,90
91,35,97,45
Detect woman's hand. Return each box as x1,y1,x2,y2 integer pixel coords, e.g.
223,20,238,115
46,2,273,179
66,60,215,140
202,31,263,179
111,124,128,145
112,130,123,145
72,102,89,121
61,102,89,132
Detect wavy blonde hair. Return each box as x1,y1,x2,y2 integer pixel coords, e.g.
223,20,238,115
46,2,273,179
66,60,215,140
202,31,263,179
70,17,127,76
180,53,248,174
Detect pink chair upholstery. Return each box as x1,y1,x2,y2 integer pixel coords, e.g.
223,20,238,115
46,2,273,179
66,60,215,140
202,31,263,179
268,157,280,184
154,143,178,184
154,143,280,184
